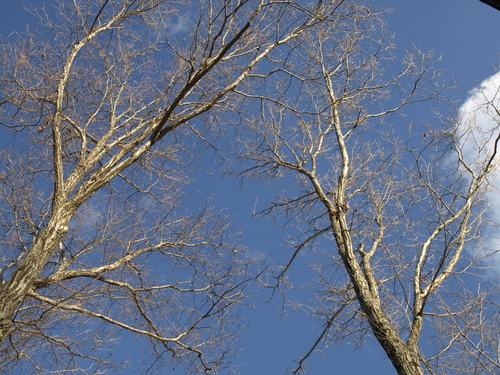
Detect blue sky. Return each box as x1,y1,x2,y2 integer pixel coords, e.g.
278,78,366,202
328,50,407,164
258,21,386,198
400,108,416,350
1,1,500,374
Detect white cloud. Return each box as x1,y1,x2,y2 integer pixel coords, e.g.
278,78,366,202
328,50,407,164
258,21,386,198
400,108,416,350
458,71,500,167
457,70,500,272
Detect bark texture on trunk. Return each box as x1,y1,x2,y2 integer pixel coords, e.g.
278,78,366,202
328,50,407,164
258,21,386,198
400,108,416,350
0,204,72,344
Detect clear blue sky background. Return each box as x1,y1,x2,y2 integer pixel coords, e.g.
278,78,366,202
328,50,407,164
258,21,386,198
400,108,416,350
1,1,499,374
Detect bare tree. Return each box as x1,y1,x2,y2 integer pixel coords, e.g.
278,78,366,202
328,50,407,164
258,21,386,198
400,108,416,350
0,0,348,373
235,2,500,375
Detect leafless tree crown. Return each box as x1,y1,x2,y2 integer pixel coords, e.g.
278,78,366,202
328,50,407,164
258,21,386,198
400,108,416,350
233,3,500,375
0,0,349,373
1,1,499,374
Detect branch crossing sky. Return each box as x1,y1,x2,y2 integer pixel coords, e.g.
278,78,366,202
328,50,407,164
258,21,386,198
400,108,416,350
0,1,499,374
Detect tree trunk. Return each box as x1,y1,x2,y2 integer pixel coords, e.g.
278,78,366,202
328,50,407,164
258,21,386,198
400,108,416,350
0,204,72,343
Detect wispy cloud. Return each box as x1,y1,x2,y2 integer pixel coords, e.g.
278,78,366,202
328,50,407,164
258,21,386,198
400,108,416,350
168,14,190,36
